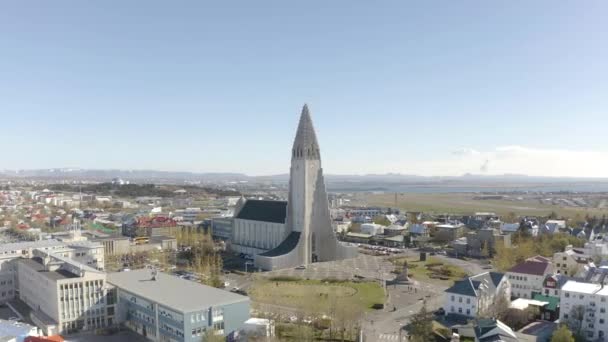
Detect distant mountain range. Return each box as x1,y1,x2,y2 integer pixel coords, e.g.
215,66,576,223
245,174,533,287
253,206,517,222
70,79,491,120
1,168,608,185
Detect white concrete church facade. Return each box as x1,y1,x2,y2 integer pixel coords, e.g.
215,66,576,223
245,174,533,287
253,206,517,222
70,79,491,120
254,105,358,270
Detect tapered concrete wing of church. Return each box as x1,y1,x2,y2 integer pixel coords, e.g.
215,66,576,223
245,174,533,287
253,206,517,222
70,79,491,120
253,105,358,271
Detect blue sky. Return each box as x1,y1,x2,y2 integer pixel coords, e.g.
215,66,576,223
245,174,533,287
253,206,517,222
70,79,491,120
1,1,607,177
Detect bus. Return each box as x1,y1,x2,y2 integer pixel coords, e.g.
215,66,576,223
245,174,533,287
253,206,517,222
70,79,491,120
134,236,150,245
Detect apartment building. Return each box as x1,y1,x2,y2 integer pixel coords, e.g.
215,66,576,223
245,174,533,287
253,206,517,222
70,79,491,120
506,257,553,299
554,246,594,276
559,279,608,341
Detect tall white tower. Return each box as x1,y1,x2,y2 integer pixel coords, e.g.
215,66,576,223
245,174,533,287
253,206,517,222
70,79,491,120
255,105,357,270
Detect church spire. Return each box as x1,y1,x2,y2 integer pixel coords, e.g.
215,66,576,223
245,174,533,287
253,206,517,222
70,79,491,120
292,104,320,160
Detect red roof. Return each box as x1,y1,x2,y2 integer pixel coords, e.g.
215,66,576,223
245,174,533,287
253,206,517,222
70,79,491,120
25,336,64,342
136,216,177,228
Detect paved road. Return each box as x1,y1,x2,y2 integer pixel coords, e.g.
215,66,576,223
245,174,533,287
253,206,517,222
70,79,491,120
363,280,445,342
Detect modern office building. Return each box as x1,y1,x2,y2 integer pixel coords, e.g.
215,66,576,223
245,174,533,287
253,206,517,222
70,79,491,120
17,251,108,335
107,269,250,342
254,105,357,270
0,239,105,305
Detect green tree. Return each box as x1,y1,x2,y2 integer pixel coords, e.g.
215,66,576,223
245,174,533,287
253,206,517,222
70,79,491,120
374,216,391,226
408,213,419,225
504,212,518,223
551,325,575,342
408,301,434,342
201,328,225,342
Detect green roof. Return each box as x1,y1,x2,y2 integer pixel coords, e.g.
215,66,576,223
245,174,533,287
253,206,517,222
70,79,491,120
532,294,559,311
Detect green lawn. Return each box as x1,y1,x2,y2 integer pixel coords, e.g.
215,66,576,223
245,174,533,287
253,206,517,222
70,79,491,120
250,278,385,312
389,256,467,285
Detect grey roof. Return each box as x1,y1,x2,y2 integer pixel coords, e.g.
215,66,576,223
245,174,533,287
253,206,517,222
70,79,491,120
259,232,300,257
0,239,64,253
107,269,249,313
446,272,505,297
19,258,78,281
236,200,287,224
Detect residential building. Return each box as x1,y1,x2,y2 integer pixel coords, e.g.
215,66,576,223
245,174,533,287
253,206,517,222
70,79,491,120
507,257,553,299
559,279,608,341
554,246,594,276
450,318,519,342
542,273,570,299
444,272,510,318
435,224,465,242
107,269,250,341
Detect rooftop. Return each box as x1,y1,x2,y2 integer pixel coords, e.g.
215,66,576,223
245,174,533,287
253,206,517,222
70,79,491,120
236,200,287,224
107,269,249,312
508,260,551,276
0,239,64,254
561,280,608,296
19,258,78,281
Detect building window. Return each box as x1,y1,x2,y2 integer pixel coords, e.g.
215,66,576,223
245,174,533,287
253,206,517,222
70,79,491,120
466,309,470,315
459,297,462,303
466,298,470,304
565,293,570,298
451,295,455,302
458,308,462,313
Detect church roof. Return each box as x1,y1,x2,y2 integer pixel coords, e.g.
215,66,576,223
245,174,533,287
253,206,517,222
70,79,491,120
236,199,287,224
258,232,301,257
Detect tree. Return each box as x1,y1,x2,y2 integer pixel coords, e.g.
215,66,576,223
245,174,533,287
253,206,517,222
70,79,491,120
479,286,511,321
374,216,391,226
504,212,518,224
201,329,225,342
408,301,434,342
408,213,419,225
551,325,575,342
567,305,585,338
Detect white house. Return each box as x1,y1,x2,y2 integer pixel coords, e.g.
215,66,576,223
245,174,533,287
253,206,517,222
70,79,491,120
444,272,511,318
506,257,553,299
